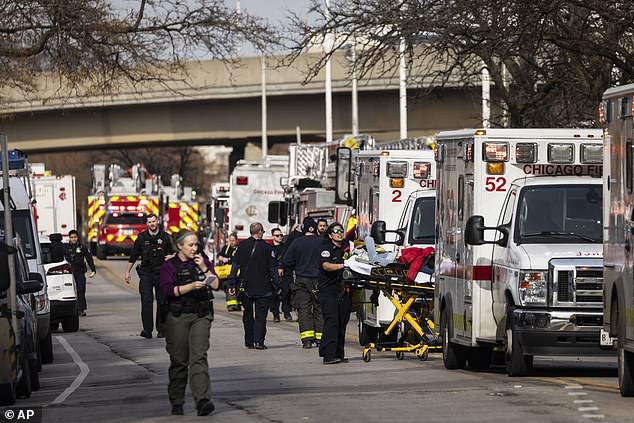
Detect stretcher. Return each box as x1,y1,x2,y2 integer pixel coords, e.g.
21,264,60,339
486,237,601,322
344,258,442,362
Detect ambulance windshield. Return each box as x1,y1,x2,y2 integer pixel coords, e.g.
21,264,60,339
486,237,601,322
408,196,436,245
516,185,602,244
0,210,37,259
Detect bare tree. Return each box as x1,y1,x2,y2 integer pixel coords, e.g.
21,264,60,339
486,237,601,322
0,0,279,98
287,0,633,127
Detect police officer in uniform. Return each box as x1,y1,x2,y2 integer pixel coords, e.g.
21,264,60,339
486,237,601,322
64,229,96,316
318,223,352,364
160,229,218,416
125,213,174,338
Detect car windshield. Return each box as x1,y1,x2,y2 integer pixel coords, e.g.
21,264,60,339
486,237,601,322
408,196,436,245
516,184,602,244
104,213,146,225
0,210,37,259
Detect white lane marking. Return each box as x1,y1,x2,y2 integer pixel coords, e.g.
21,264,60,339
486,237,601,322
568,391,588,396
578,407,599,412
582,415,604,419
47,336,90,406
574,399,594,404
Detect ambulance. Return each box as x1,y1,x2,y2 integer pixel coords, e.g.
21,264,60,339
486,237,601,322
435,128,607,376
600,84,634,396
229,156,288,240
30,164,76,241
356,147,437,344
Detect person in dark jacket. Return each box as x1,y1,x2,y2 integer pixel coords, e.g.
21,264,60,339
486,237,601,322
64,229,96,317
269,227,289,322
281,218,324,348
125,214,174,339
227,222,279,350
318,222,352,364
160,229,218,416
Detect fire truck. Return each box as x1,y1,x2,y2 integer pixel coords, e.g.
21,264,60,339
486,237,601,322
29,163,76,242
434,128,607,376
205,182,230,260
272,136,375,232
161,174,200,235
87,164,160,259
229,156,288,240
600,84,634,396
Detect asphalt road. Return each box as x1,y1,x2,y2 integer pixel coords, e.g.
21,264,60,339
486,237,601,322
7,257,633,423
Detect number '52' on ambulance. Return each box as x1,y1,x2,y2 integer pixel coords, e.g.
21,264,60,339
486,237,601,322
434,128,609,376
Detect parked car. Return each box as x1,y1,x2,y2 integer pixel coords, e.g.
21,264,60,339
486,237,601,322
40,234,78,333
0,235,43,405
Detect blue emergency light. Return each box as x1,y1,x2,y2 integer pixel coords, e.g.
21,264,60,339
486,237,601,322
0,149,27,170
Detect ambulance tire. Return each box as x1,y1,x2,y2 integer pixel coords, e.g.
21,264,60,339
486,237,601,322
40,330,54,364
441,307,466,370
357,305,378,346
16,352,32,399
468,346,492,370
504,306,531,377
616,297,634,397
63,313,80,333
0,382,16,406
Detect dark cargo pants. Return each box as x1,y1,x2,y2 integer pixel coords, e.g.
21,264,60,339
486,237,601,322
319,288,352,360
292,277,323,342
164,311,213,407
139,271,164,334
73,270,87,312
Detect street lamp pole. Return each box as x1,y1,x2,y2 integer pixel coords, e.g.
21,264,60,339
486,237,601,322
351,42,359,136
261,55,268,159
399,37,407,139
325,0,333,143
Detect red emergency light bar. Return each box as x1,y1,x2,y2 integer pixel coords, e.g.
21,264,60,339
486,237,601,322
236,176,249,185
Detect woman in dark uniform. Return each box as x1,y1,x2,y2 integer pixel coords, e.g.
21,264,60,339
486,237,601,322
318,222,352,364
160,229,219,416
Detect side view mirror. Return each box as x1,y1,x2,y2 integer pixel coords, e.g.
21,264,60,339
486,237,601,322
370,220,405,246
465,215,509,247
268,201,288,227
18,273,44,295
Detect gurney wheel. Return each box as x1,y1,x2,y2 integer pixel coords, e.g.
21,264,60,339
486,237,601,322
362,349,371,363
395,351,404,360
417,349,429,361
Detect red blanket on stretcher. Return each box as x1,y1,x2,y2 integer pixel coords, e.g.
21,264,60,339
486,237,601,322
399,247,435,282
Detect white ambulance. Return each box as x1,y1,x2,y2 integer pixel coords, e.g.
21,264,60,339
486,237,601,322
600,84,634,396
229,156,288,240
30,164,76,242
356,148,437,344
435,128,607,376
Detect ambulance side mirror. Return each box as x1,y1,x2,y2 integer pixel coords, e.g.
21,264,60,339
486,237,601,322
370,220,405,246
465,215,508,247
268,201,287,227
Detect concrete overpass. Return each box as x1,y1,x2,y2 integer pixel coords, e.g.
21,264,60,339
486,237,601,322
0,52,484,154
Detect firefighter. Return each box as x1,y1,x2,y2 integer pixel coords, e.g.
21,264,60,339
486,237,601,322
216,233,239,311
64,229,96,316
125,213,174,339
281,218,324,348
318,223,352,364
269,227,288,322
159,229,218,416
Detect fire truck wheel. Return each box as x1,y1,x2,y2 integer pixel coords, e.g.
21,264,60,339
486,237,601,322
504,306,531,376
16,352,32,399
617,299,634,397
96,246,107,260
441,307,466,370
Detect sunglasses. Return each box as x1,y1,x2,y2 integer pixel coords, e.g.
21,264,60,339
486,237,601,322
331,229,344,235
273,234,283,237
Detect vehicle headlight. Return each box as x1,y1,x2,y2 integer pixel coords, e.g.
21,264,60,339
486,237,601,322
519,271,547,306
34,292,50,314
